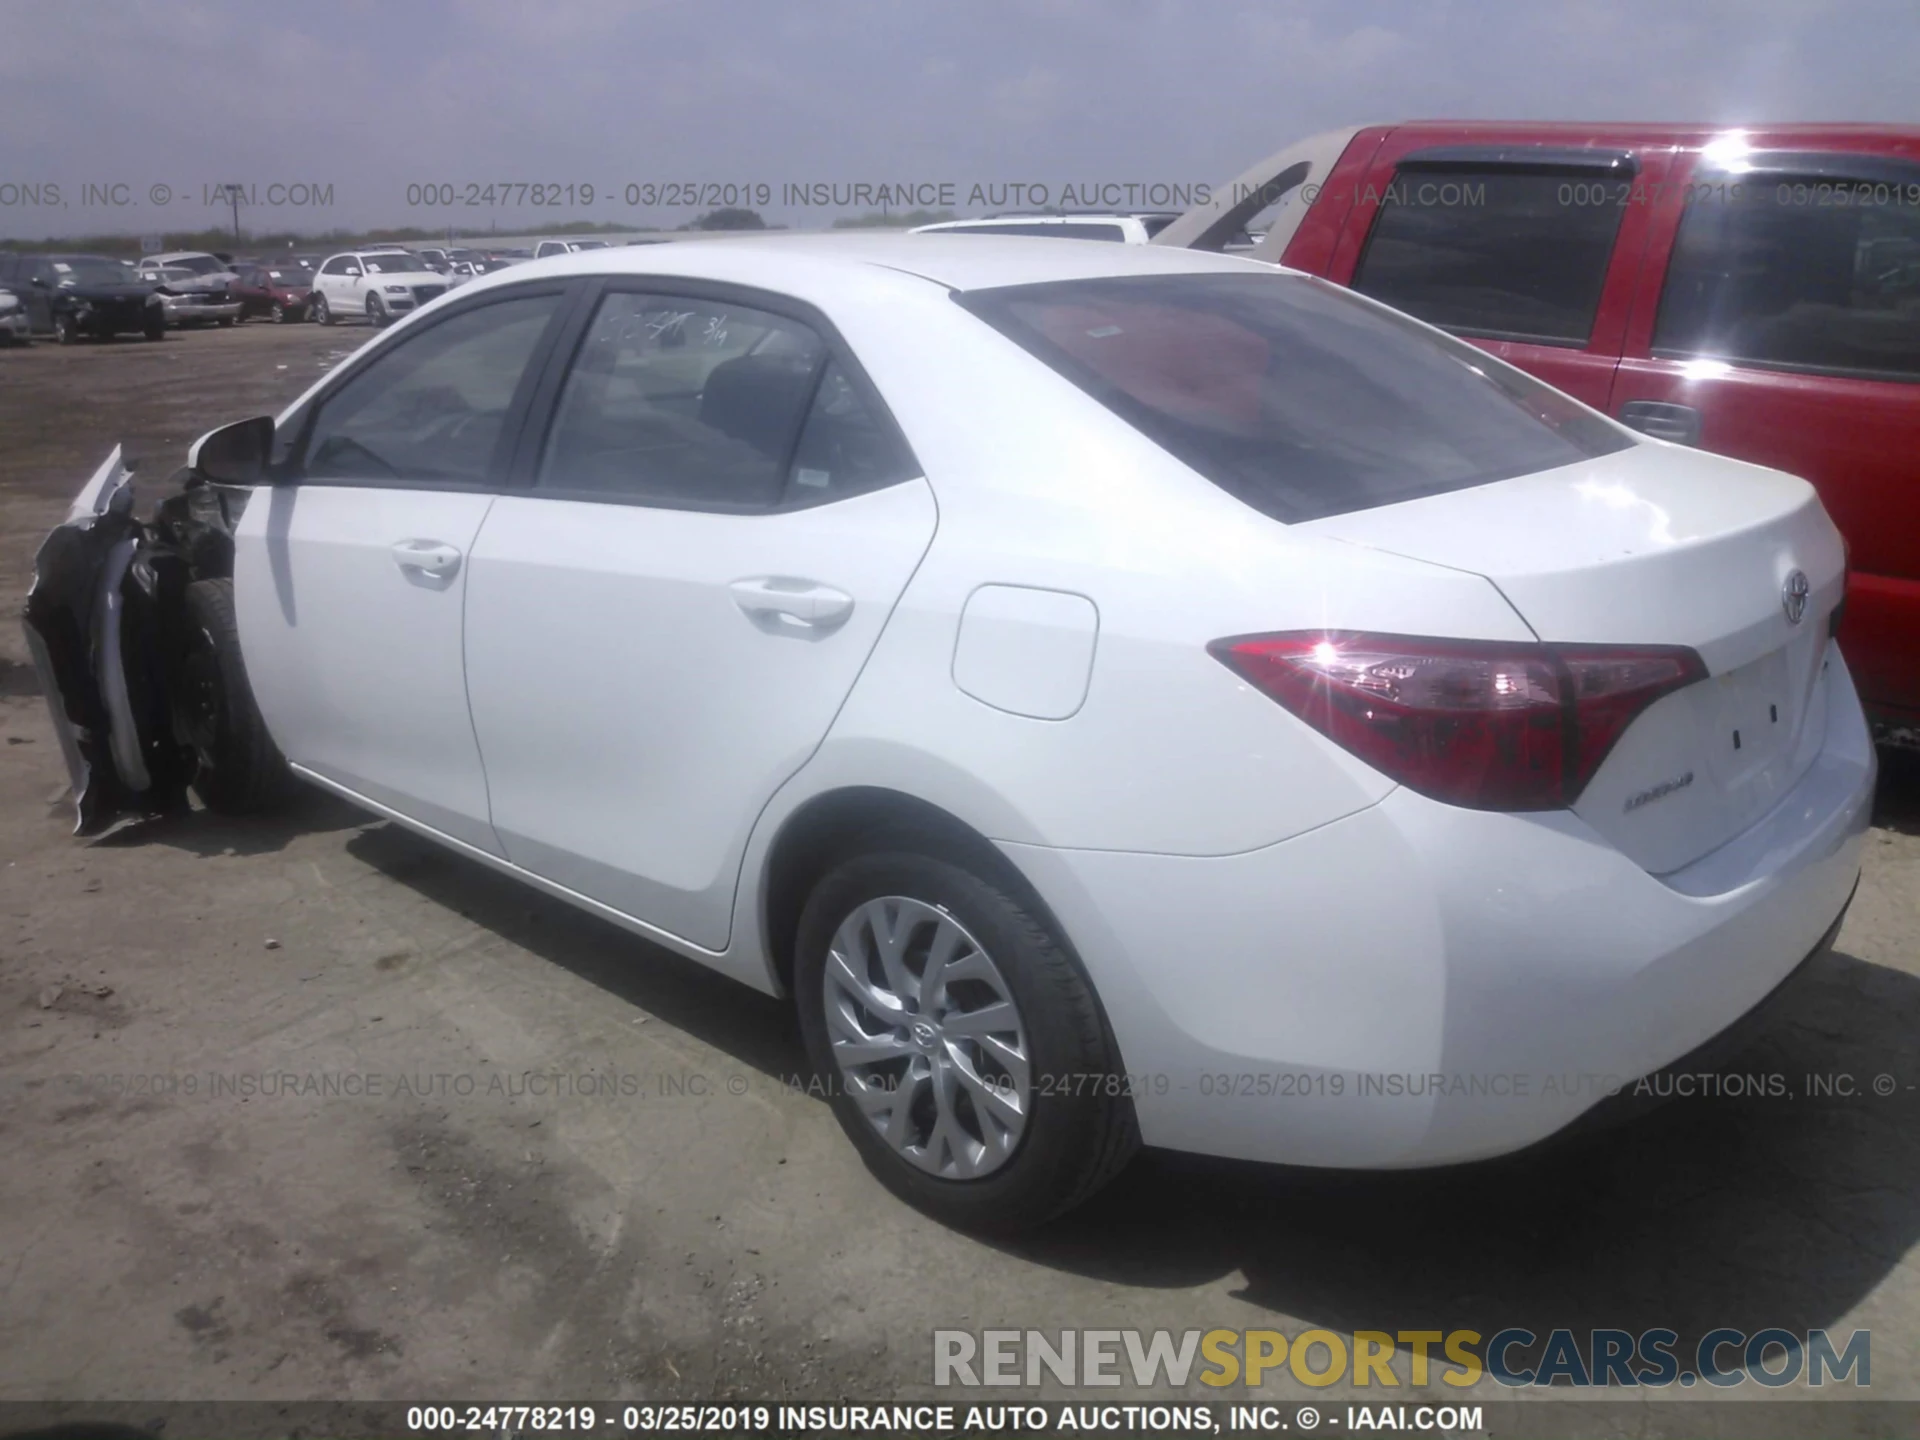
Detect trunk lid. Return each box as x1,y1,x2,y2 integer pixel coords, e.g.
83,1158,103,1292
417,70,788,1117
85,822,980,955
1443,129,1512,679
1299,442,1847,874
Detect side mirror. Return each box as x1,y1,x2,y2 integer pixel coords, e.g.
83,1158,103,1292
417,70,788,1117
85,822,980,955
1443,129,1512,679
189,416,274,485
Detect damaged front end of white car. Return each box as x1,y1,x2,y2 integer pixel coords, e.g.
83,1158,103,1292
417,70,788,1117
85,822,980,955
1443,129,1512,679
22,418,291,835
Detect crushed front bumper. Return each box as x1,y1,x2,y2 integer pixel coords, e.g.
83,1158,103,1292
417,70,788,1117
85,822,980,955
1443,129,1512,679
22,448,243,833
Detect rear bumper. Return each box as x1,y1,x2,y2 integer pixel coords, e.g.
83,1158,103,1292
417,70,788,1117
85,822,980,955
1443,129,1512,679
1557,883,1852,1139
1003,650,1876,1168
162,300,241,325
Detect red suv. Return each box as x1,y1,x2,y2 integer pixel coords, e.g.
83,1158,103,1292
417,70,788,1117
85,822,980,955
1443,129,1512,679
1163,123,1920,733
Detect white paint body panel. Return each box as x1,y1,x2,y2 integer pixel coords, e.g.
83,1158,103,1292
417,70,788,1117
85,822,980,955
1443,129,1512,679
1002,652,1871,1167
463,481,938,952
1301,441,1850,871
951,585,1098,720
220,234,1876,1171
234,484,502,854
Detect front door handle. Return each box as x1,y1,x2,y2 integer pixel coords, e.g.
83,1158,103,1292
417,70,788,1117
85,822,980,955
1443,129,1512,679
392,540,463,579
729,577,854,636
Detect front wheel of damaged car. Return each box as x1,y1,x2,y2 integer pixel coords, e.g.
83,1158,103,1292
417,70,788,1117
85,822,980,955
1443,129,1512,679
794,839,1138,1233
179,578,299,815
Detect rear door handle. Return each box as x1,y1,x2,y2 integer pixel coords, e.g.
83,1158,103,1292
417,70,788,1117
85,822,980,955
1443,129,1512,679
392,540,463,578
1617,400,1702,446
729,577,854,635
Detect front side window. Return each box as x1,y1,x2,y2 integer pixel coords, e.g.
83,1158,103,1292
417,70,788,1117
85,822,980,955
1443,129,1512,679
320,257,351,275
960,272,1634,523
300,293,562,484
1352,165,1628,345
541,291,905,510
1653,162,1920,382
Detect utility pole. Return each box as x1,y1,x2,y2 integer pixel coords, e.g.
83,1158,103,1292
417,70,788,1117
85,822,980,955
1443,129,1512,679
223,183,244,247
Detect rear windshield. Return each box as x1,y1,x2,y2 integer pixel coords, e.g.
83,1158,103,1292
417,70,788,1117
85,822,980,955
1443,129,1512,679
957,272,1634,521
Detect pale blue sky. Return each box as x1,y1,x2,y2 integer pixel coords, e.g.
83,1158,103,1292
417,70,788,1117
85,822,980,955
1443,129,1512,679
2,0,1915,238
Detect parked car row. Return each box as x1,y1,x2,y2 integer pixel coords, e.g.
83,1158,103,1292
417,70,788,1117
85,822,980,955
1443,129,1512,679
0,243,555,342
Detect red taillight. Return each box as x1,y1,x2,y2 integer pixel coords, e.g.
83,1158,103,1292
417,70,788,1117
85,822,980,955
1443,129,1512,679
1209,632,1707,811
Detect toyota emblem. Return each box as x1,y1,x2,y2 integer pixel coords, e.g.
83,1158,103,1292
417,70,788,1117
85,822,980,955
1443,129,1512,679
1782,569,1810,625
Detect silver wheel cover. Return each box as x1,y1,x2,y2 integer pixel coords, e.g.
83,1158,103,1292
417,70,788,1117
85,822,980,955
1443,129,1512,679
823,896,1031,1179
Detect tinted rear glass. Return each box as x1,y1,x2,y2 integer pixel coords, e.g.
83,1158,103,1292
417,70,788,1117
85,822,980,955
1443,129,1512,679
1352,167,1626,345
957,272,1634,522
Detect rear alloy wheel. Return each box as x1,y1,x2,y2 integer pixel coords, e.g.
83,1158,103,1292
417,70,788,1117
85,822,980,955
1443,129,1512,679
178,578,299,815
53,312,77,345
312,294,332,326
795,839,1137,1233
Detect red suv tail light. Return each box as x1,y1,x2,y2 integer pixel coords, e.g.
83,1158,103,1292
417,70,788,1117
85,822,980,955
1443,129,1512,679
1209,632,1708,811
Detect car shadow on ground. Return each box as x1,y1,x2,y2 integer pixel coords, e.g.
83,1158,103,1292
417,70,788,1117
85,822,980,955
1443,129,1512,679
343,821,804,1081
1872,742,1920,836
1005,941,1920,1362
91,787,371,858
339,771,1917,1359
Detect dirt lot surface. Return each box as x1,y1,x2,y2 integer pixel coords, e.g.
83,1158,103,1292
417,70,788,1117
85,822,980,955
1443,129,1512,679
1,323,1917,1420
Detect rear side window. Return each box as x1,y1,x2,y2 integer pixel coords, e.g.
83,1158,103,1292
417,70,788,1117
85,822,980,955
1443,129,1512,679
1352,166,1627,345
959,272,1634,522
1654,165,1920,382
539,291,914,510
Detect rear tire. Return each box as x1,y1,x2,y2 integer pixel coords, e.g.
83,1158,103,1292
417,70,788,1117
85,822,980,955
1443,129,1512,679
794,834,1137,1233
144,312,166,341
53,312,77,344
179,578,298,815
312,294,332,326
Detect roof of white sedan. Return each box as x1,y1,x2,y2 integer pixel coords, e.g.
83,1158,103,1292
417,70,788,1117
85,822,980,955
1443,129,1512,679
477,231,1275,294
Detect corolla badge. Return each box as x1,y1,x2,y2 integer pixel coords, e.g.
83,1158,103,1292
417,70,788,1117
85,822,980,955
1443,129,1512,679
1782,569,1810,625
1625,771,1695,813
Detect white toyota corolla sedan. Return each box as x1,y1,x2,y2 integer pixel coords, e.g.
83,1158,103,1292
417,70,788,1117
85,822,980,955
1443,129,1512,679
26,235,1874,1232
